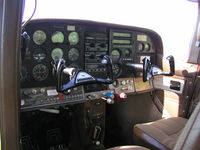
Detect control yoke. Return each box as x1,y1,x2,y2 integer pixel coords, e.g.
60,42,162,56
54,55,114,93
126,55,175,82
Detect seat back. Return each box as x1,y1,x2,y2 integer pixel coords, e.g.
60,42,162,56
173,102,200,150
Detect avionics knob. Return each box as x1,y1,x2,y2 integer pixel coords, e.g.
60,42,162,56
31,89,37,94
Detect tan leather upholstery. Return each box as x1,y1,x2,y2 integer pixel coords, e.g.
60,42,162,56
107,145,150,150
134,117,187,150
173,102,200,150
108,102,200,150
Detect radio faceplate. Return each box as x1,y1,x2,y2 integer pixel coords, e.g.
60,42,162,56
84,33,108,78
21,86,85,111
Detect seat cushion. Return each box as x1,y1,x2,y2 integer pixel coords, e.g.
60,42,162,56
134,117,188,150
107,145,150,150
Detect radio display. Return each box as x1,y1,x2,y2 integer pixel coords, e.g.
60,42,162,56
113,32,131,37
87,64,99,69
112,39,131,44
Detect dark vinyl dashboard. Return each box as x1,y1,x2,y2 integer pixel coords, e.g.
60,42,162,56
20,19,163,111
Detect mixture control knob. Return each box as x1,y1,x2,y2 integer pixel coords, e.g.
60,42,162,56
114,92,127,103
119,92,127,99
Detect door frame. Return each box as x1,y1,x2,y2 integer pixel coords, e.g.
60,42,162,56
0,0,23,149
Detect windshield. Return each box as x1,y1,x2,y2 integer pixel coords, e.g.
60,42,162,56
23,0,198,62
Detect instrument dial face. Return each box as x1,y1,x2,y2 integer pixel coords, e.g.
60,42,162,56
68,48,79,61
68,32,79,45
51,31,64,43
32,64,49,81
51,48,63,60
33,30,46,45
111,50,121,61
138,43,144,51
33,49,46,62
144,43,151,51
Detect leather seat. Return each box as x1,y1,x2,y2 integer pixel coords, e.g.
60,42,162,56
134,117,188,150
107,102,200,150
107,145,150,150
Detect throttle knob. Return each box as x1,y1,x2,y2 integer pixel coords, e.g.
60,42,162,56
102,92,115,104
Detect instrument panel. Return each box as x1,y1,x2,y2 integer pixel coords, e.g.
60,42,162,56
21,19,161,111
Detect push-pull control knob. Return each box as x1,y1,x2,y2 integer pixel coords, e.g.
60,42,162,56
101,92,115,104
118,92,127,99
114,92,127,103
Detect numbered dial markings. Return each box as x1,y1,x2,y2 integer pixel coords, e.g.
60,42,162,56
68,32,79,45
51,48,64,60
111,50,121,61
51,31,64,43
32,64,49,81
68,48,79,61
33,30,46,45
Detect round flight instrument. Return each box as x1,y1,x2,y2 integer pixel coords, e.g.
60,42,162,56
68,48,79,61
51,31,64,43
68,32,79,45
111,50,121,61
32,64,49,81
33,30,46,45
138,43,144,51
144,43,151,51
51,48,64,60
33,49,46,62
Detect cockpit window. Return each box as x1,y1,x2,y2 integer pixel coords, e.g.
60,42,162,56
23,0,198,61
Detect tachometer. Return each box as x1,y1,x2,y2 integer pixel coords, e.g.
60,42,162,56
68,32,79,45
51,31,64,43
33,48,46,62
32,64,49,81
111,50,121,61
33,30,46,45
51,48,63,60
68,48,79,61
